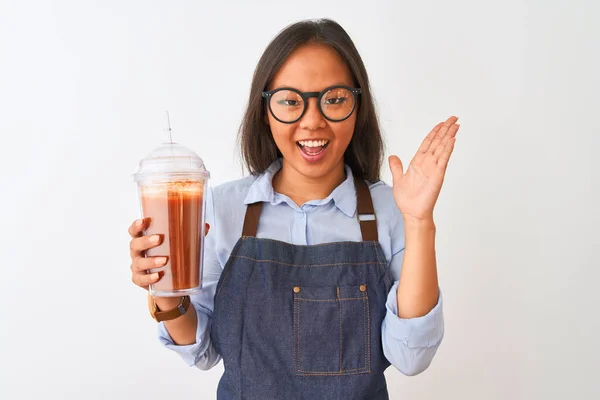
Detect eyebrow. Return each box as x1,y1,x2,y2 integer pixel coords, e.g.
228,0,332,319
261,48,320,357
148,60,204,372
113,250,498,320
270,82,351,91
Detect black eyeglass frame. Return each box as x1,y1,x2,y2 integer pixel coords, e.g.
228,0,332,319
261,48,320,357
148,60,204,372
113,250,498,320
261,85,362,124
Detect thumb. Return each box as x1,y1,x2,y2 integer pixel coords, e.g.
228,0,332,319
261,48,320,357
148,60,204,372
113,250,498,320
388,155,404,184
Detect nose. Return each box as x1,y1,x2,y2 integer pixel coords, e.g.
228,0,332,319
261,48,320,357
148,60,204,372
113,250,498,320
299,98,326,130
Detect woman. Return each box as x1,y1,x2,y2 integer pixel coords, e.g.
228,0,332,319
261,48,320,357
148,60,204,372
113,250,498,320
129,18,458,399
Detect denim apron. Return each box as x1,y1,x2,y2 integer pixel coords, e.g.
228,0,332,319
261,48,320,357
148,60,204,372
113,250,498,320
211,177,394,399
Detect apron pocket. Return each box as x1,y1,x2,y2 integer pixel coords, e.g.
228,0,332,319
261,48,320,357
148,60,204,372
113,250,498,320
292,284,371,376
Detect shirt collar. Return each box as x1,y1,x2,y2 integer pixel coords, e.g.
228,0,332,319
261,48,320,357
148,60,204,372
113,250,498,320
243,158,357,217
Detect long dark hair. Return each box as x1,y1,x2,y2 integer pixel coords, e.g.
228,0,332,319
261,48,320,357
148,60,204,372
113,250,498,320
239,18,384,182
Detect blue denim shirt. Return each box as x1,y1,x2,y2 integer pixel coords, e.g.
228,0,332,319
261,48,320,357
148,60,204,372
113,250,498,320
158,159,444,376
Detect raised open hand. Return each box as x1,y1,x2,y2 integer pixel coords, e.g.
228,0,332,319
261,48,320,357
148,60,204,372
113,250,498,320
389,116,460,224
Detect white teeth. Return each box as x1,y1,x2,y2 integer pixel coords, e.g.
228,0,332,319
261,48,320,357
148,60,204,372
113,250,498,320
298,139,329,147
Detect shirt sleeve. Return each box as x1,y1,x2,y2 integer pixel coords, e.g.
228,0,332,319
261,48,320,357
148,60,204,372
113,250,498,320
156,186,223,370
381,273,445,376
380,203,445,376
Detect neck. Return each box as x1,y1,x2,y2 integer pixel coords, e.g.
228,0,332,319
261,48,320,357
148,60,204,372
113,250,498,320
272,160,346,206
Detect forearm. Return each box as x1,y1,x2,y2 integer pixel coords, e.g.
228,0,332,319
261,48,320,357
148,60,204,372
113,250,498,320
151,295,198,345
396,218,439,318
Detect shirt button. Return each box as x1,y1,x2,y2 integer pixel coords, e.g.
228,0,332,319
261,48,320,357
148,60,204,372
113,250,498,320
293,286,301,293
359,284,367,292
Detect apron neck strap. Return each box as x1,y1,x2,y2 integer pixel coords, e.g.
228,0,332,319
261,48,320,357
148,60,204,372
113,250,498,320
354,176,378,242
241,176,378,242
242,201,263,238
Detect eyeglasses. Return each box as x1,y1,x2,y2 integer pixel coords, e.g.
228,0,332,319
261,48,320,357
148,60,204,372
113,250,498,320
262,85,362,124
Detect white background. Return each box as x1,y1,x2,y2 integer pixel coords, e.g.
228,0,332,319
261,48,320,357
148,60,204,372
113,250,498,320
1,0,598,399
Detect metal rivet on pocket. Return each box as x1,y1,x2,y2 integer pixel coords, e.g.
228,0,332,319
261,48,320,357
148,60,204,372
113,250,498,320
293,286,301,293
359,284,367,292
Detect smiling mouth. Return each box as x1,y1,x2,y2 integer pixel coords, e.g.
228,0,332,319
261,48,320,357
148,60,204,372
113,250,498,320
296,139,330,156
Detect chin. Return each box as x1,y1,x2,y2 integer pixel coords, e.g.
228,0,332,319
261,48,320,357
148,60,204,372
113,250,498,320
290,155,343,180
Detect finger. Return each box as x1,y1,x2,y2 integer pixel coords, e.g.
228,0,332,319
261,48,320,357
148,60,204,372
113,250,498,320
388,155,404,185
433,123,460,160
128,218,148,238
428,116,458,155
132,271,160,289
131,256,168,273
205,223,210,236
417,122,444,154
129,234,162,258
437,136,457,171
